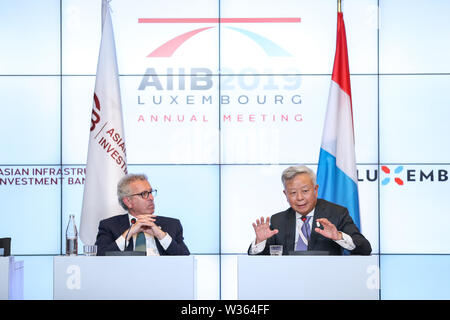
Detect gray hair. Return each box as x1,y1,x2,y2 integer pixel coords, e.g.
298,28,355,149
281,165,316,188
117,173,148,210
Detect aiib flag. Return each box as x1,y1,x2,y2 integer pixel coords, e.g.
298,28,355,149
80,0,127,245
316,11,360,228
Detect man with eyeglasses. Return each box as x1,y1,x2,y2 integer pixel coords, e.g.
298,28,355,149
249,165,371,256
95,173,190,256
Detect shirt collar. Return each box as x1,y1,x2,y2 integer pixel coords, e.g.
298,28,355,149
296,209,315,220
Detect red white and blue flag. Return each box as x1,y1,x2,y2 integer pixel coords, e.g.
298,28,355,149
317,12,360,228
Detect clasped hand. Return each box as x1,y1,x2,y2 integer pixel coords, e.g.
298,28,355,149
130,215,166,240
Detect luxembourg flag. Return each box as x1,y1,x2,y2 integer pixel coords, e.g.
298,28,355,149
80,0,127,245
316,11,360,229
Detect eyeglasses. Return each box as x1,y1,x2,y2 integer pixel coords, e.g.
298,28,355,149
127,189,157,199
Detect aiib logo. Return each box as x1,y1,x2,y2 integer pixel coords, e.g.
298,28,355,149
138,18,300,58
357,166,449,186
135,17,304,124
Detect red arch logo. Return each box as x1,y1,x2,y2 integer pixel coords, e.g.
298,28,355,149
138,18,301,57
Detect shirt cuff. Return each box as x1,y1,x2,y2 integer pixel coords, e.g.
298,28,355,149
334,232,356,250
249,239,266,255
158,233,172,251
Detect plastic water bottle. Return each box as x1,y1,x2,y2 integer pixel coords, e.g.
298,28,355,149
66,215,78,256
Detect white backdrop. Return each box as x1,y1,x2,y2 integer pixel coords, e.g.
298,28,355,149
1,0,450,299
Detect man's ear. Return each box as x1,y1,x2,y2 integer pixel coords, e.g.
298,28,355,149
122,196,132,209
283,189,289,202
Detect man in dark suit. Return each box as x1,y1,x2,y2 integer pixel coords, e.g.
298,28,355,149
95,174,190,256
249,165,371,255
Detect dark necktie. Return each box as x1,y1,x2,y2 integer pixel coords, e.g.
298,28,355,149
135,232,146,252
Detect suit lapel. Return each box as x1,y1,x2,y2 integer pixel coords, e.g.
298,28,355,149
153,217,164,254
309,199,325,249
118,213,134,251
286,208,297,252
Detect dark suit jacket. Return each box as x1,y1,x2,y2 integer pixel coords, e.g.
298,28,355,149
249,199,372,255
95,213,190,256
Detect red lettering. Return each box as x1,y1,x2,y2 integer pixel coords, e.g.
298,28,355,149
90,94,101,131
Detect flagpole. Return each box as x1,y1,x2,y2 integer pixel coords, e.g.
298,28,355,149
338,0,341,13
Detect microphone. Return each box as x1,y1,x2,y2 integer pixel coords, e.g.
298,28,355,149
124,218,136,250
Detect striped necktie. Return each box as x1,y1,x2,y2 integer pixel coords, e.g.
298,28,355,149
295,216,311,251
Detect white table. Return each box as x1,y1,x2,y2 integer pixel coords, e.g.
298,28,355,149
53,256,196,299
0,257,24,300
238,255,379,300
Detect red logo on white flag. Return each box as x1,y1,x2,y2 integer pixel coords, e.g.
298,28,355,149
80,0,127,245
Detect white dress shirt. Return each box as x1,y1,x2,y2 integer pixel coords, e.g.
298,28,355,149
115,213,172,256
250,209,356,254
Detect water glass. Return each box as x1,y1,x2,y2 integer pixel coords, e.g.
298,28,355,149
270,245,283,256
83,245,97,256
